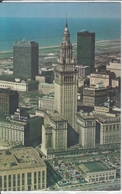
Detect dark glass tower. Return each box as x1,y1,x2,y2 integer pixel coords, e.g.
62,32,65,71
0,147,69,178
13,40,38,80
77,31,95,73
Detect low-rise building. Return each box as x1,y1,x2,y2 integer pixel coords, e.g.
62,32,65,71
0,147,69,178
106,61,121,77
76,161,116,183
76,110,96,148
38,95,54,111
0,78,39,92
75,65,90,78
90,73,110,87
38,83,54,94
0,147,46,191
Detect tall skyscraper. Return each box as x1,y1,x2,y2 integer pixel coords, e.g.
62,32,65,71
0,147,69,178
77,31,95,73
54,22,78,129
13,40,38,80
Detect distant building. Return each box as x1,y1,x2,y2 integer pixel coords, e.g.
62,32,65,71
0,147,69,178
83,86,107,107
13,40,38,80
106,61,121,77
38,95,54,111
0,108,43,147
111,77,120,88
38,83,54,94
90,73,110,87
0,88,18,115
77,31,95,73
76,161,116,183
75,65,90,78
0,78,39,92
35,76,45,83
0,147,46,191
76,110,96,148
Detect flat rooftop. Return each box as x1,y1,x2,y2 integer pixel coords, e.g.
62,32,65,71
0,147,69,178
0,147,46,171
78,161,112,173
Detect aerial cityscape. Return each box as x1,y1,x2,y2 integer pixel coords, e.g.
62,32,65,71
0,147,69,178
0,2,121,192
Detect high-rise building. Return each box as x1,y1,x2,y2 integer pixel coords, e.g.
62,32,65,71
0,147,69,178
13,40,38,80
77,31,95,73
54,22,78,129
0,88,19,115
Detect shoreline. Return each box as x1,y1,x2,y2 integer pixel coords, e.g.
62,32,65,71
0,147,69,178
0,39,120,54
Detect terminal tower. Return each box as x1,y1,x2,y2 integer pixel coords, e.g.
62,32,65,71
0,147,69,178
54,22,78,129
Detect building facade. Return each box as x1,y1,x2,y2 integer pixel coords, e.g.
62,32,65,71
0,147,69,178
41,110,68,156
77,31,95,73
54,22,78,129
38,95,54,111
75,65,90,78
76,110,96,148
90,73,110,87
0,147,46,191
76,161,116,183
83,86,107,107
106,61,121,77
95,114,121,146
13,40,38,80
0,109,42,147
0,88,19,115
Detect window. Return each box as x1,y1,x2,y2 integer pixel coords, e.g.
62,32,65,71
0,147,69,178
4,176,7,188
0,176,2,188
38,172,41,184
27,173,31,185
17,174,20,186
42,171,45,184
13,174,16,187
34,172,36,184
22,173,25,185
8,175,11,187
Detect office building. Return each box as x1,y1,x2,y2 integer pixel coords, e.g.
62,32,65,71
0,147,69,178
38,95,54,111
76,110,96,148
95,114,121,146
13,40,38,80
106,61,121,77
0,77,39,92
77,31,95,73
76,161,116,183
0,147,46,191
0,88,18,115
75,65,90,78
54,22,78,129
38,83,54,94
40,110,68,157
83,85,107,107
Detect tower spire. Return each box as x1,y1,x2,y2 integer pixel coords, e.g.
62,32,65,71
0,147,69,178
66,11,68,27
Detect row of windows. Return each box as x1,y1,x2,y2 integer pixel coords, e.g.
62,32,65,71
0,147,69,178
0,123,24,130
0,171,45,189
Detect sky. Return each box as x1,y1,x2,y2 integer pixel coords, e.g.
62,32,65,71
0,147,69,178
0,2,121,18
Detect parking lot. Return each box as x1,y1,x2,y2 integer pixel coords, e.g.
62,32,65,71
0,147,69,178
46,150,120,191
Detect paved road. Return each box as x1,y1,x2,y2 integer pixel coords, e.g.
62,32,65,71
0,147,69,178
57,179,121,191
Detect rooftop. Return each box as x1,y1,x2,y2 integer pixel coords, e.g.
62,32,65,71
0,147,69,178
0,147,46,171
78,161,112,173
